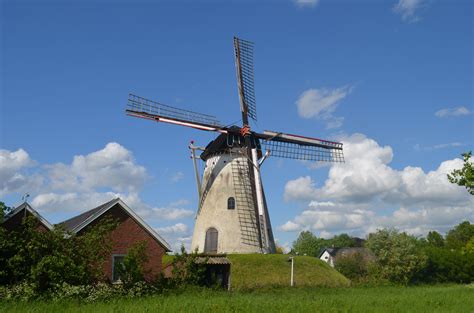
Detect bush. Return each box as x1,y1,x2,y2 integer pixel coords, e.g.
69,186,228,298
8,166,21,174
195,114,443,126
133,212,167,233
416,247,474,284
335,252,370,283
365,229,427,285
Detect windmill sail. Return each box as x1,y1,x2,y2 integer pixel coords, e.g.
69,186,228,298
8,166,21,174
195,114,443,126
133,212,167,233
234,37,257,122
256,130,344,162
126,93,225,132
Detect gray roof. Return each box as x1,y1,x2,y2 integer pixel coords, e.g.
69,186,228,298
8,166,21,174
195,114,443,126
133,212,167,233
60,198,118,232
58,198,172,252
319,247,374,259
3,202,53,230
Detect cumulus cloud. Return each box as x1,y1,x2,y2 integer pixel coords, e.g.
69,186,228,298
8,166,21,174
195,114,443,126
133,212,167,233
0,148,42,196
155,223,188,234
279,221,302,232
296,85,352,129
294,0,320,8
393,0,425,22
46,142,147,193
435,106,472,118
281,133,473,237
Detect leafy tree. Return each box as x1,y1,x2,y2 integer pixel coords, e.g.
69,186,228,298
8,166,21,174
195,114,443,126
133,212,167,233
365,229,427,285
0,201,12,220
417,246,474,283
171,246,207,287
117,241,149,287
328,233,358,248
275,245,285,254
426,231,444,247
291,231,324,257
445,221,474,250
334,252,371,282
448,151,474,195
0,215,117,291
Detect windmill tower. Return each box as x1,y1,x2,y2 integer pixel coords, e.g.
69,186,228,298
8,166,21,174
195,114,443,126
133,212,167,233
125,37,344,254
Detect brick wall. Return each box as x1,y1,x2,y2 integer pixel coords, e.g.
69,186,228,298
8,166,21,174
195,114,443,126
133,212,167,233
80,204,167,282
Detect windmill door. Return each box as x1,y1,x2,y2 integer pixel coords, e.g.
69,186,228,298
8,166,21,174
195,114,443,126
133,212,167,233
205,228,218,253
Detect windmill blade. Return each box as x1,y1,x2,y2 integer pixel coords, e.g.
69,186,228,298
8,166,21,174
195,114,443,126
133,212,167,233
255,130,344,162
126,93,227,133
234,37,257,122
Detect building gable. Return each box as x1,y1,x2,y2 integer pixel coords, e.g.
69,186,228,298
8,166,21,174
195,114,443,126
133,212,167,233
2,202,53,232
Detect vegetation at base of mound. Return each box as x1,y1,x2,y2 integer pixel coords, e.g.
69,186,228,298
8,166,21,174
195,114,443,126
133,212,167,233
227,254,350,289
1,285,473,313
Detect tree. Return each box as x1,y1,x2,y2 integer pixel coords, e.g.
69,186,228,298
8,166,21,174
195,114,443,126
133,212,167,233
448,151,474,195
328,233,357,248
291,231,324,257
0,201,12,220
426,231,444,247
445,221,474,250
365,229,427,285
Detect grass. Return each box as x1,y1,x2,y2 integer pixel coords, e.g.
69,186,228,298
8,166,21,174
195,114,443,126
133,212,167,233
163,253,350,289
1,285,473,313
227,254,349,289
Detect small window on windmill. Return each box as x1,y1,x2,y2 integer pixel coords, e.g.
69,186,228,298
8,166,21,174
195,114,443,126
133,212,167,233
227,197,235,210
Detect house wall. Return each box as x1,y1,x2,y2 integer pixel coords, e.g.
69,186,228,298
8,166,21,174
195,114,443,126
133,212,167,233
2,209,49,233
80,204,167,282
319,251,335,267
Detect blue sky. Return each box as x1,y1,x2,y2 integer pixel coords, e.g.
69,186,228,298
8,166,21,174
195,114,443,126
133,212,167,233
1,0,473,251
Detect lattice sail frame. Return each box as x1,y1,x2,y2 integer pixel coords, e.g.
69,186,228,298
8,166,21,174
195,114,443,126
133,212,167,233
127,93,222,127
260,139,344,162
234,37,257,121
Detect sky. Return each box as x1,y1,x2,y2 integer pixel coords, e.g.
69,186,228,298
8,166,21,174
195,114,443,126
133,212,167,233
1,0,473,252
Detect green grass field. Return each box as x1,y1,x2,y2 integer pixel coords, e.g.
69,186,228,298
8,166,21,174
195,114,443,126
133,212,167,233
164,254,350,289
1,285,473,313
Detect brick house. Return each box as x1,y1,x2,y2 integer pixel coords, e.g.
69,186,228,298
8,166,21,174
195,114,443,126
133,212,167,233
60,198,172,282
2,202,53,233
2,198,171,282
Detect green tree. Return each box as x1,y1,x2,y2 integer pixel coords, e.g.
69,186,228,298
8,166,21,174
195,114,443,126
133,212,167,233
448,151,474,195
445,221,474,250
291,231,324,257
334,252,372,283
117,241,149,287
171,246,207,287
0,201,12,220
365,229,427,285
328,233,357,248
426,231,444,247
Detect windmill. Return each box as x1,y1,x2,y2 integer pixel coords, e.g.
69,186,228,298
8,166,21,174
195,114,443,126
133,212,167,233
125,37,344,254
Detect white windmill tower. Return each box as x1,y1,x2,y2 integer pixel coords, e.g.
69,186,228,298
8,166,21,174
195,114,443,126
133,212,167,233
126,37,344,254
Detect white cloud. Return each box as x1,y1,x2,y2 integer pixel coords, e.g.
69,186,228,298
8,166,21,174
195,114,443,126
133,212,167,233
170,171,184,183
435,106,472,118
155,223,188,234
414,142,465,151
0,148,42,196
296,85,352,129
279,221,302,232
294,0,320,8
282,133,473,237
393,0,425,23
46,142,147,193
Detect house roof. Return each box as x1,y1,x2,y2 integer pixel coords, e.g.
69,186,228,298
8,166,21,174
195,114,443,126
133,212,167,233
319,247,374,259
2,202,54,230
59,198,172,252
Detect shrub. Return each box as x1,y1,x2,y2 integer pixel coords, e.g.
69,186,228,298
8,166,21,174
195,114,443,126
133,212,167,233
335,252,370,283
365,229,427,285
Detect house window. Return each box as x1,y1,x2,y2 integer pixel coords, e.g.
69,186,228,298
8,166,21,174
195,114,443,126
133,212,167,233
227,197,235,210
204,227,218,253
112,255,125,282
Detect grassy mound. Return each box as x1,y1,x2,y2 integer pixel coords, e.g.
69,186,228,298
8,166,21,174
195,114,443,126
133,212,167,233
227,254,349,290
